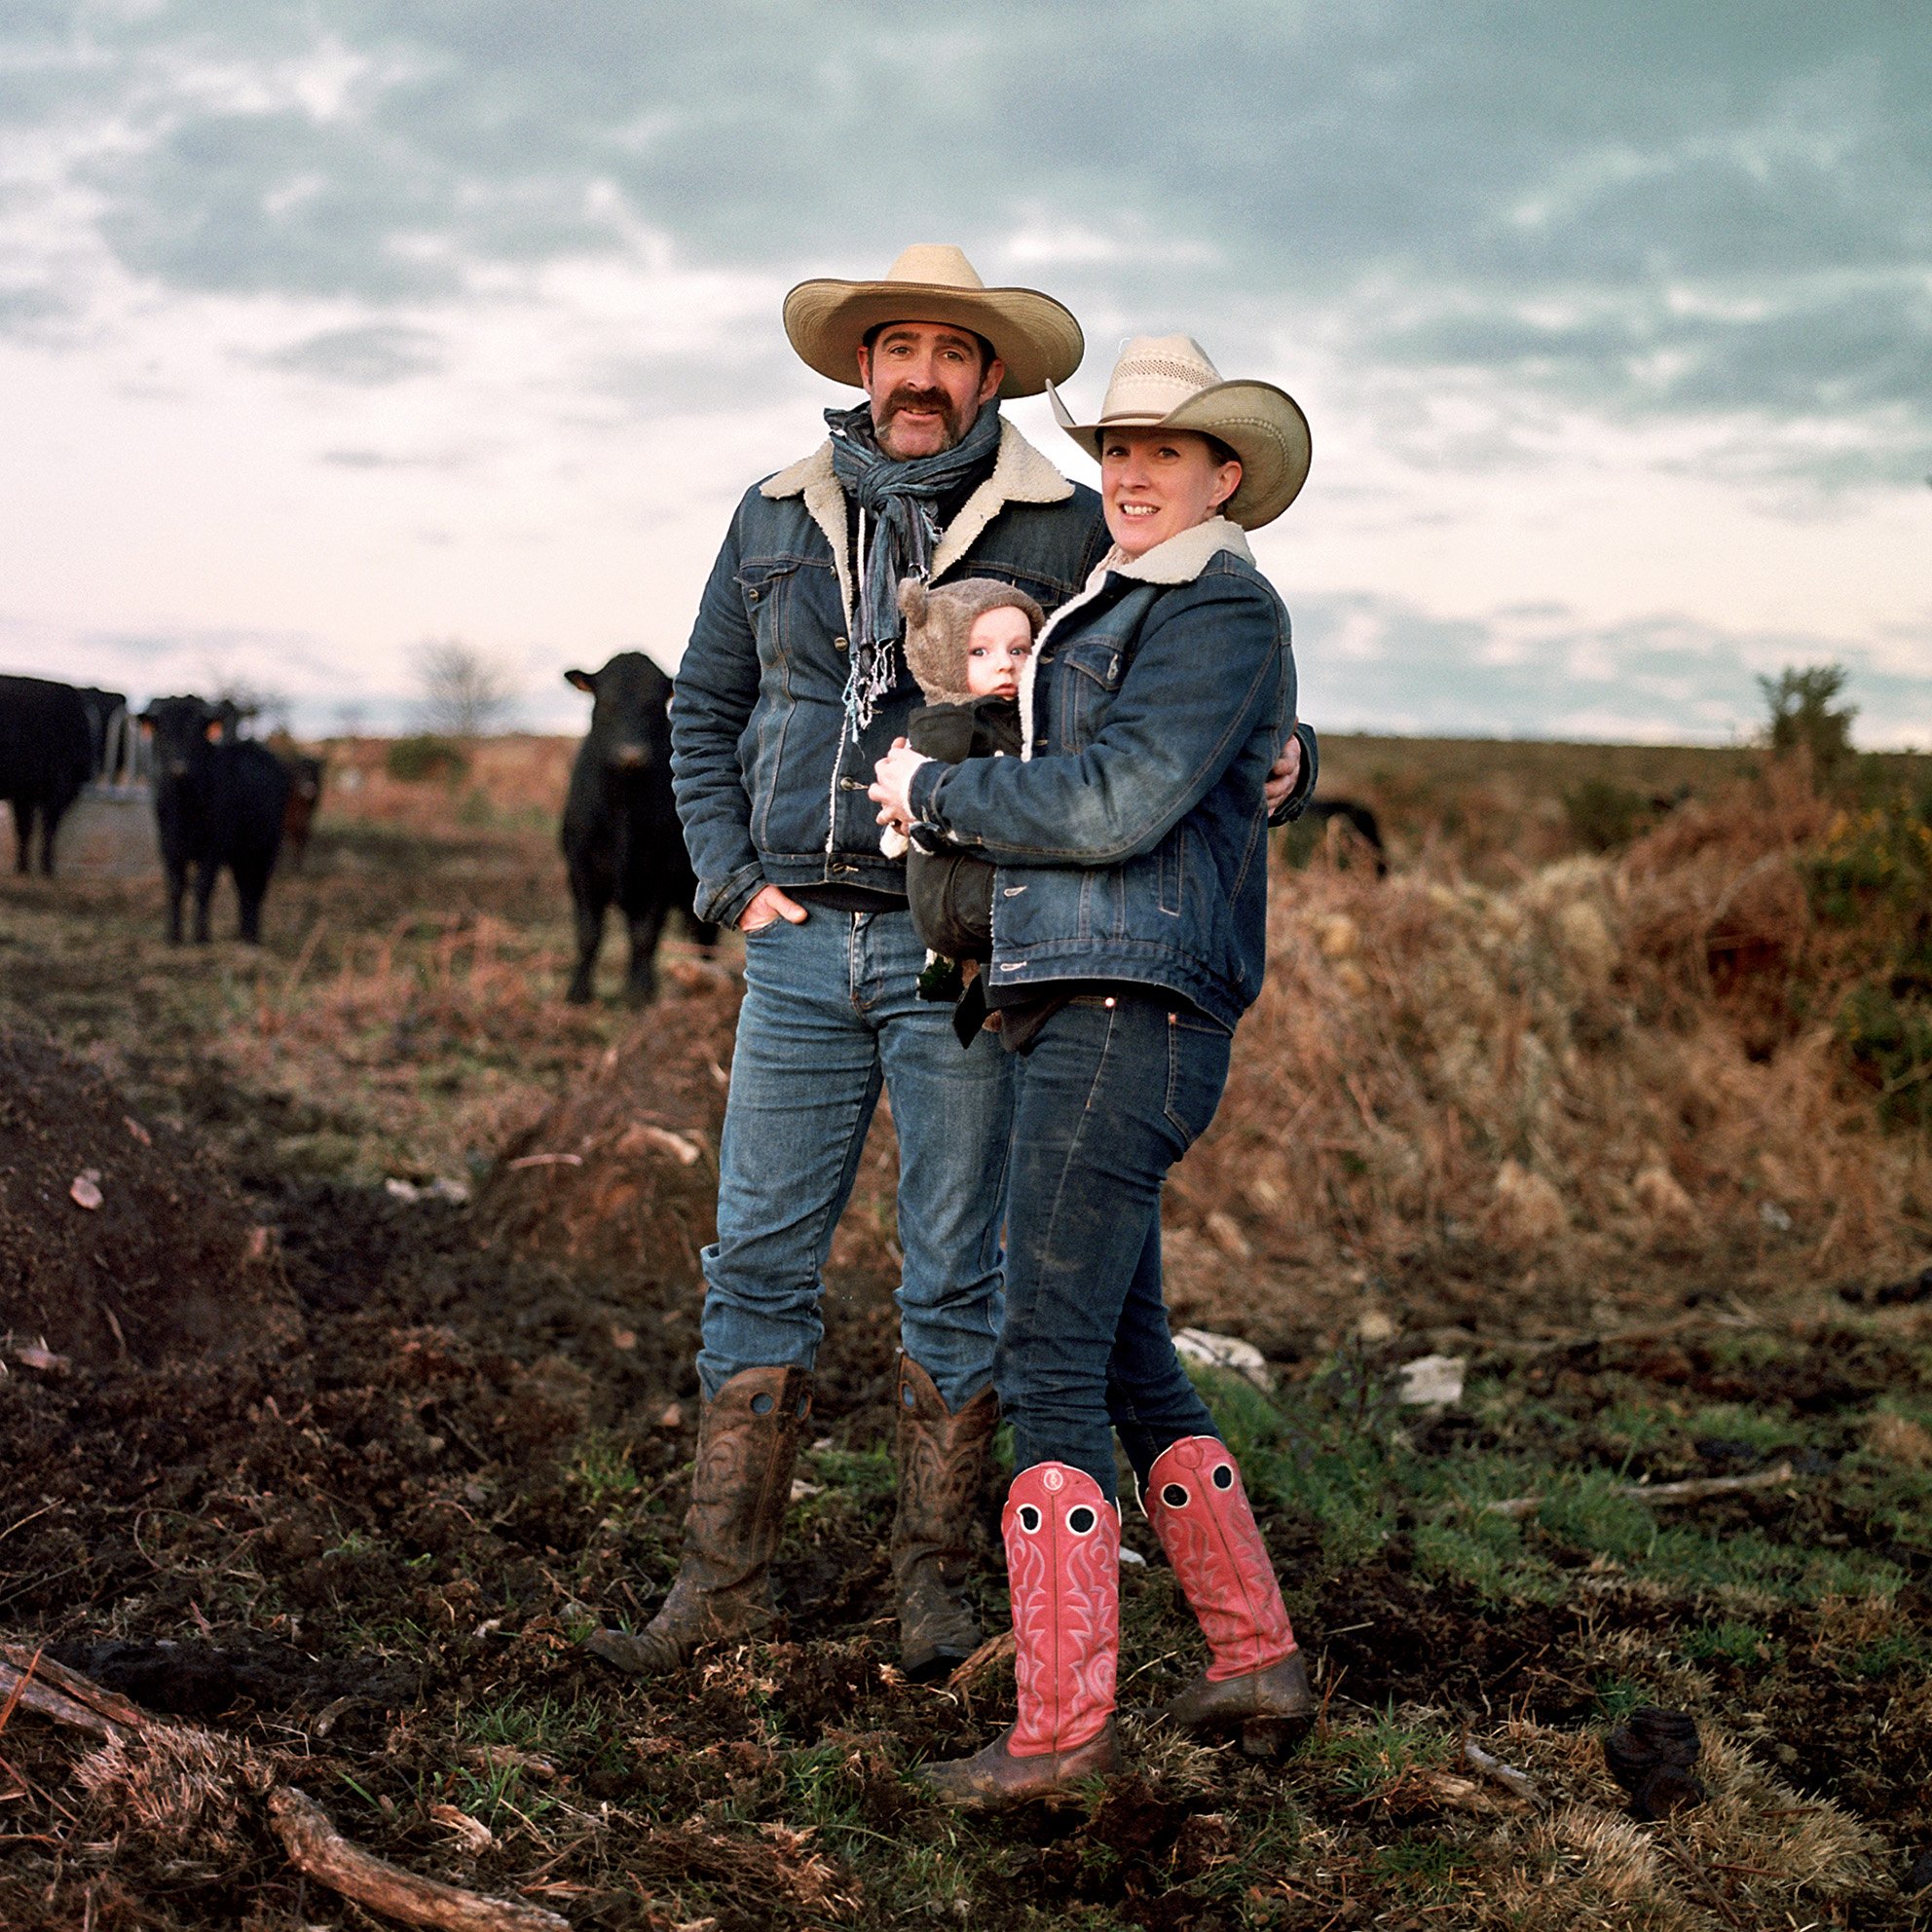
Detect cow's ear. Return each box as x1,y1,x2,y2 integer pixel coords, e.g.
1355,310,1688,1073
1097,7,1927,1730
565,668,596,692
204,719,222,742
138,716,154,735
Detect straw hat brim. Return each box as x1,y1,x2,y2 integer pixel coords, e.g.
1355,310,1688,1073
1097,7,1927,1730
782,278,1084,399
1051,379,1312,528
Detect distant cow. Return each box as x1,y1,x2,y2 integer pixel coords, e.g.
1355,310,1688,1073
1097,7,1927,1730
1299,798,1388,875
562,652,717,1003
77,687,130,775
0,674,94,874
279,751,326,868
140,695,293,944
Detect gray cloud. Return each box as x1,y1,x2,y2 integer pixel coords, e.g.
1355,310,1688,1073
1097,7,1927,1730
259,321,446,384
2,3,1921,476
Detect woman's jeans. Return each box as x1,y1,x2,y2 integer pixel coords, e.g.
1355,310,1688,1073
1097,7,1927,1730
696,908,1015,1409
995,994,1233,1499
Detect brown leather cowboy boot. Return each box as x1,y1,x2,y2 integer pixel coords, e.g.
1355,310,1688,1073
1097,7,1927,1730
920,1462,1121,1808
891,1354,998,1681
586,1364,810,1676
1143,1435,1315,1758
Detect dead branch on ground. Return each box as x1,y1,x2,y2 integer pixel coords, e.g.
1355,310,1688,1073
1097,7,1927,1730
271,1786,571,1932
1479,1461,1796,1520
1462,1737,1547,1808
1,1645,573,1932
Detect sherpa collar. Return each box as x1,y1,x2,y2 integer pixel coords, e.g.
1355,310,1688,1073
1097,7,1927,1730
1096,515,1253,585
759,418,1074,628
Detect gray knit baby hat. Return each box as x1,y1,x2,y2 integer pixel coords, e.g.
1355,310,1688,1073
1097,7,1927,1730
897,576,1045,707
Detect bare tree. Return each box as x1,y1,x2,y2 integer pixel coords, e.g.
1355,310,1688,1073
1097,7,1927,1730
207,673,294,738
415,638,518,737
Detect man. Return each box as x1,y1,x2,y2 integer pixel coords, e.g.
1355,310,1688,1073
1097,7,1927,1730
586,244,1103,1684
588,244,1311,1684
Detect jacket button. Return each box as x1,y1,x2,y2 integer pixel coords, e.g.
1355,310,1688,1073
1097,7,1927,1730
834,635,847,650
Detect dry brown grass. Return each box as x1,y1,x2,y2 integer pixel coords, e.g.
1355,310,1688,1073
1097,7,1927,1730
1169,762,1929,1338
320,735,576,836
1478,1718,1893,1929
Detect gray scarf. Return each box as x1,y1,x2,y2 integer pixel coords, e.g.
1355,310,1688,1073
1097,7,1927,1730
826,399,1002,733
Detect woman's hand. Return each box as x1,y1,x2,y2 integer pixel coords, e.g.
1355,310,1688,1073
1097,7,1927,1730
869,739,931,834
1263,730,1302,815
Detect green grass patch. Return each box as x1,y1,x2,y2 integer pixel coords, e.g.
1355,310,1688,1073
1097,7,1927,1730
1684,1403,1801,1454
1683,1619,1782,1669
1304,1707,1453,1808
567,1430,644,1505
1366,1829,1479,1896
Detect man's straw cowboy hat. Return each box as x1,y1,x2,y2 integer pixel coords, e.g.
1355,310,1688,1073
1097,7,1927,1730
783,243,1084,399
1049,334,1311,528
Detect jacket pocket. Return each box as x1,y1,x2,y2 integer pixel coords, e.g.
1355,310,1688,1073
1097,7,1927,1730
734,558,803,655
1155,826,1184,917
1056,637,1124,748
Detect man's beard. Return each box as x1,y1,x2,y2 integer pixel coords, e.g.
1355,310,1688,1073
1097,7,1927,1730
873,384,974,457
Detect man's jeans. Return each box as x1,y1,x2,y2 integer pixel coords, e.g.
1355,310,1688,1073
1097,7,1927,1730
696,908,1016,1409
995,995,1233,1499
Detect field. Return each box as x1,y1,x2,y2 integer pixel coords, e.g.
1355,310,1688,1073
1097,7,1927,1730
2,731,1930,1931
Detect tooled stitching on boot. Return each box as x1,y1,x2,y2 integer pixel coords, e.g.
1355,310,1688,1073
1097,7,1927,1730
1144,1435,1294,1683
892,1356,996,1591
651,1365,808,1643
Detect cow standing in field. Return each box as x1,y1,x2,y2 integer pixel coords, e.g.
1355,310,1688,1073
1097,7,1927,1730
278,751,326,868
562,651,717,1003
77,687,130,775
1299,797,1388,874
0,674,94,874
140,695,292,944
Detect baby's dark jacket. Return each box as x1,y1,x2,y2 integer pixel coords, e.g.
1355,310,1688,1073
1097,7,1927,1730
906,695,1022,961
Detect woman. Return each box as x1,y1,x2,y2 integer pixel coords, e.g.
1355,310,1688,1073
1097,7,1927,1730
870,335,1316,1806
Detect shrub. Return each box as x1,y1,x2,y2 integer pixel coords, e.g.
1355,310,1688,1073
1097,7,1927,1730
1807,792,1932,1125
1562,777,1652,852
385,734,470,784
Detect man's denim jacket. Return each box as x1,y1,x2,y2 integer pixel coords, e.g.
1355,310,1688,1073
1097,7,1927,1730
905,517,1309,1032
671,418,1109,928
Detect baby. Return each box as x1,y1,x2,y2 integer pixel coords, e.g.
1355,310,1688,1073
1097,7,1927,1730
885,576,1045,1034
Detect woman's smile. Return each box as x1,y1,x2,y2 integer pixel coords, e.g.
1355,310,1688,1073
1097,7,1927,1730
1099,429,1242,557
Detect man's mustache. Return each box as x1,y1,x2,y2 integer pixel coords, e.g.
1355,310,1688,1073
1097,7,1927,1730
882,386,959,422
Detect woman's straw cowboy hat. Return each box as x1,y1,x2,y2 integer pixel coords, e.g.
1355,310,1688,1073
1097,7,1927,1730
1049,334,1311,528
783,243,1084,400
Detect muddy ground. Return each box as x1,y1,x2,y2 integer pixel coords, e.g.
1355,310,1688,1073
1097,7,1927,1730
1,803,1930,1931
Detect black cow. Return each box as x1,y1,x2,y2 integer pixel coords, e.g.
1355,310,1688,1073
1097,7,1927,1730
561,651,717,1003
0,674,94,874
140,695,292,944
1299,798,1388,874
279,751,326,868
77,687,130,776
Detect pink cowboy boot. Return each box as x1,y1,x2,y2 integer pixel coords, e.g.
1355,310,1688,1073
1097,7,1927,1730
1143,1435,1315,1757
920,1462,1121,1807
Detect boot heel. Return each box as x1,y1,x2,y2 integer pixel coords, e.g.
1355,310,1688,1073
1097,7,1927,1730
1240,1717,1297,1761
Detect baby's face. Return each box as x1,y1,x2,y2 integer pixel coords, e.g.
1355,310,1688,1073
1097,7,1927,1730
964,605,1035,699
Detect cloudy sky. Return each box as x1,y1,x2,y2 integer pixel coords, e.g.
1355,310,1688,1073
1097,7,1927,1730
2,2,1927,742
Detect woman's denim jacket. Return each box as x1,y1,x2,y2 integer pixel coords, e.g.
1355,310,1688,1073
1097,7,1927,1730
904,517,1308,1032
671,419,1109,928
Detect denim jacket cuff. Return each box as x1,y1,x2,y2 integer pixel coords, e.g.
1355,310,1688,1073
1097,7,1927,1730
698,862,768,929
1268,720,1320,827
907,755,950,830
